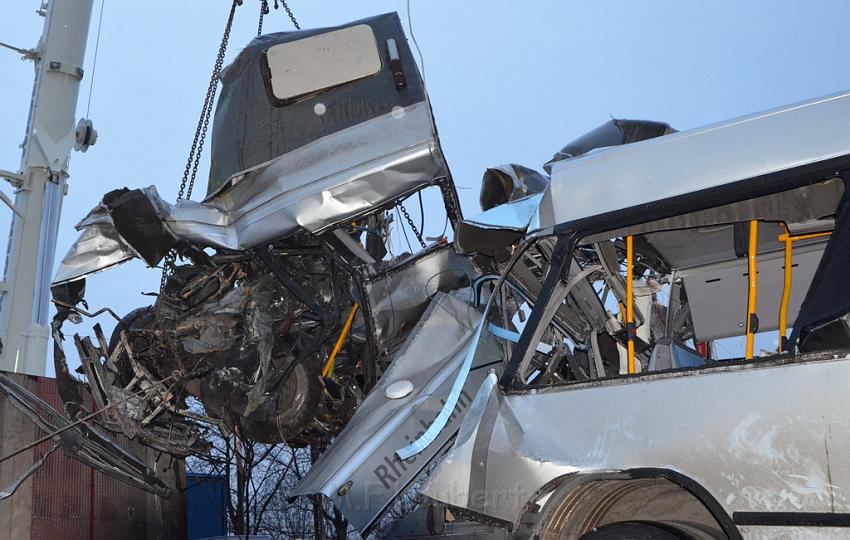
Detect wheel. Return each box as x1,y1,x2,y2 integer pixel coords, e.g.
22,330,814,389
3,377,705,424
580,521,689,539
515,478,728,540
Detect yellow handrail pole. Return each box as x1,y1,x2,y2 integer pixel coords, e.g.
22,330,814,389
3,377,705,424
323,303,360,378
778,231,832,243
626,235,636,374
745,221,759,359
778,234,793,350
775,229,831,350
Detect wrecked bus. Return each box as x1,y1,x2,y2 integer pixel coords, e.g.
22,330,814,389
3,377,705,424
28,10,850,538
418,91,850,539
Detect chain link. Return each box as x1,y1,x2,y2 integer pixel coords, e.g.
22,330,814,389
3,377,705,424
177,0,238,202
159,251,175,293
280,0,301,29
259,0,299,37
258,0,269,37
165,0,240,292
398,203,427,249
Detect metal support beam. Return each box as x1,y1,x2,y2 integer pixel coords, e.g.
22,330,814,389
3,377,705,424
0,0,95,375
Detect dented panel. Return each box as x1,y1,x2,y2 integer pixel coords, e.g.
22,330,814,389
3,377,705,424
292,292,501,535
365,245,474,352
422,354,850,528
55,100,445,284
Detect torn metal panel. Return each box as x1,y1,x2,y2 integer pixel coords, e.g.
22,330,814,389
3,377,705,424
365,244,474,352
455,193,543,256
479,165,548,212
102,188,179,266
55,100,445,282
173,101,446,250
422,352,850,527
53,203,135,284
292,292,501,535
456,163,547,258
543,119,675,174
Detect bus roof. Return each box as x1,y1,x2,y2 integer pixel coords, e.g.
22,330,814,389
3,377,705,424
532,90,850,235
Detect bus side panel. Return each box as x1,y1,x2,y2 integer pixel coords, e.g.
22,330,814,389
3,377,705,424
423,356,850,529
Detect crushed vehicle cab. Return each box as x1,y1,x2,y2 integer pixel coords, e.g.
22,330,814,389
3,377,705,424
49,13,471,460
420,91,850,539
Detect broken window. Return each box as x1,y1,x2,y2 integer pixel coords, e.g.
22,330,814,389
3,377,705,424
497,175,849,389
473,237,597,386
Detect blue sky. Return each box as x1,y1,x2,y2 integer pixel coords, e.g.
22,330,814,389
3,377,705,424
2,0,850,374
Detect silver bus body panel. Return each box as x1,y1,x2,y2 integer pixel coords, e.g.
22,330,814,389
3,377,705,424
422,354,850,532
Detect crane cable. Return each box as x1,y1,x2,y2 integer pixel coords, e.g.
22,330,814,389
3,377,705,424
84,0,105,119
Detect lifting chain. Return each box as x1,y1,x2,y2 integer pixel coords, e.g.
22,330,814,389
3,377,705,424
258,0,300,36
168,0,302,292
398,203,427,249
280,0,301,29
177,0,239,202
258,1,269,36
164,0,240,292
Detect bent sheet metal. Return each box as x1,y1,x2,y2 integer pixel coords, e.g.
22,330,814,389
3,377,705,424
291,292,502,535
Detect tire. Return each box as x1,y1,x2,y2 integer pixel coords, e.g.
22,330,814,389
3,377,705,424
516,478,728,540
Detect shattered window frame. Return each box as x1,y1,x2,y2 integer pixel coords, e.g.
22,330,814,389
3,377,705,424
499,164,850,392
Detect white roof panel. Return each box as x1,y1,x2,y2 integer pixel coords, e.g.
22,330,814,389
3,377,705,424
537,90,850,231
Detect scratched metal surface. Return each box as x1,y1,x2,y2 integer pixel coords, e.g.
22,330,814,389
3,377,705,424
423,353,850,531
